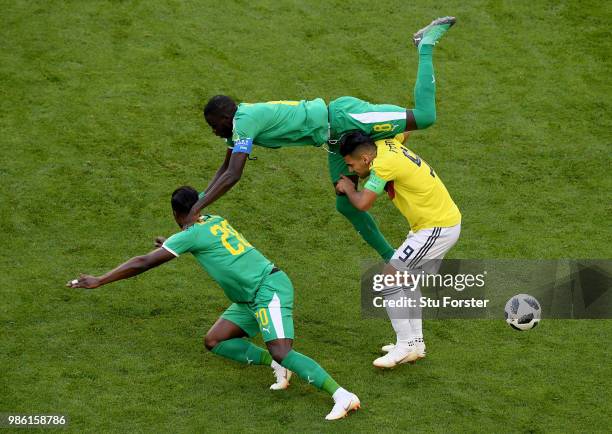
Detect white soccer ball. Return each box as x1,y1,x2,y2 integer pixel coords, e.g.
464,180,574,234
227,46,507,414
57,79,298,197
504,294,541,331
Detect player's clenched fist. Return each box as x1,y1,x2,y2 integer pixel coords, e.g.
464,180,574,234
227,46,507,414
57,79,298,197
335,175,356,195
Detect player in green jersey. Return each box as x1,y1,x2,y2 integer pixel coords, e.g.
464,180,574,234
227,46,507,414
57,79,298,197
187,17,456,262
66,186,360,420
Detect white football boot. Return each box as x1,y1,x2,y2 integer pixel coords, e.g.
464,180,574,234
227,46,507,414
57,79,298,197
269,360,292,390
381,343,396,353
325,388,361,420
373,342,425,368
381,341,426,360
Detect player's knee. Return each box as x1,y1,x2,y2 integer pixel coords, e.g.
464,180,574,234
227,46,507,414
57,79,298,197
204,334,220,351
267,343,291,363
269,348,289,363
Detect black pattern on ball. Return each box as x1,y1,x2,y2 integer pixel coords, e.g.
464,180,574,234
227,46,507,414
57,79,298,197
511,297,519,314
504,294,541,331
524,296,540,311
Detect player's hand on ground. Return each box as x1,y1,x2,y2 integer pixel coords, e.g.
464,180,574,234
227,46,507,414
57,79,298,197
154,236,166,247
66,274,101,289
335,175,355,194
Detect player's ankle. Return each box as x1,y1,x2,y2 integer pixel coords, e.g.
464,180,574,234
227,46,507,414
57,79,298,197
395,339,414,351
332,387,351,402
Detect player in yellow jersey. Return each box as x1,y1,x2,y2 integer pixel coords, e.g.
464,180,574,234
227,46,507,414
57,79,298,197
336,131,461,368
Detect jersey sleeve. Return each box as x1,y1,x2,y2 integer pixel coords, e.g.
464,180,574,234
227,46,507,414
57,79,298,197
162,228,197,257
231,112,260,155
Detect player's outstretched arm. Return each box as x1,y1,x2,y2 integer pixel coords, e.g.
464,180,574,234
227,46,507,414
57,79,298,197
186,151,248,221
335,175,378,211
66,248,176,289
204,147,233,194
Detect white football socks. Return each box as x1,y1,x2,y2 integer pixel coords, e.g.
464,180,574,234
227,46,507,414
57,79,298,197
409,282,423,340
391,318,414,349
382,285,415,350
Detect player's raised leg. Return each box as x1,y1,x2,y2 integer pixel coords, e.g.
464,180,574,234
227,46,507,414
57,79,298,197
329,151,395,262
405,16,456,131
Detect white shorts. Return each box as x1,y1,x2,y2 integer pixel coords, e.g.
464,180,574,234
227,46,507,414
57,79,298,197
390,224,461,274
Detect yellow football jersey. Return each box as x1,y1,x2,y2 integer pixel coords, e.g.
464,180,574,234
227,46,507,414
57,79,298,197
364,138,461,232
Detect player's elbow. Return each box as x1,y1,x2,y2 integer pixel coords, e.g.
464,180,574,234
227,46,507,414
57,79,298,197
356,201,371,212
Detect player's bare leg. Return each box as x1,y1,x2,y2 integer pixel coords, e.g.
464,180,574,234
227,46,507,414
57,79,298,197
264,338,293,390
204,319,291,389
204,318,248,348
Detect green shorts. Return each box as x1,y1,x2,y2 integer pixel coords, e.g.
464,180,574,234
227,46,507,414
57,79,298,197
328,96,407,142
327,96,407,183
221,270,295,342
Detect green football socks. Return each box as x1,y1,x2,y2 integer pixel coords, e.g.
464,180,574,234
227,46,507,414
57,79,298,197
212,342,341,396
280,350,340,395
336,195,395,261
211,339,272,366
411,44,437,130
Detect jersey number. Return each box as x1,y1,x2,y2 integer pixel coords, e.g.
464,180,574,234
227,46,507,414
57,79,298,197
255,308,269,326
210,220,252,256
373,123,393,132
401,147,435,177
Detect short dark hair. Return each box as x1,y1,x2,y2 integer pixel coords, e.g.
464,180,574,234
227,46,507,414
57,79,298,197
171,186,199,214
339,131,376,157
203,95,237,118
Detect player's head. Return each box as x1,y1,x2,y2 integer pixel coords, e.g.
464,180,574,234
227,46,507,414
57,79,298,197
203,95,237,139
171,186,199,227
339,131,377,178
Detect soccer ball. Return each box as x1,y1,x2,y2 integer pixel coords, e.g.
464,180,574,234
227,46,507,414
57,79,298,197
504,294,541,331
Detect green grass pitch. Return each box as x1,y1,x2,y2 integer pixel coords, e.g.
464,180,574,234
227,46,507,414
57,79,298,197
1,0,611,432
